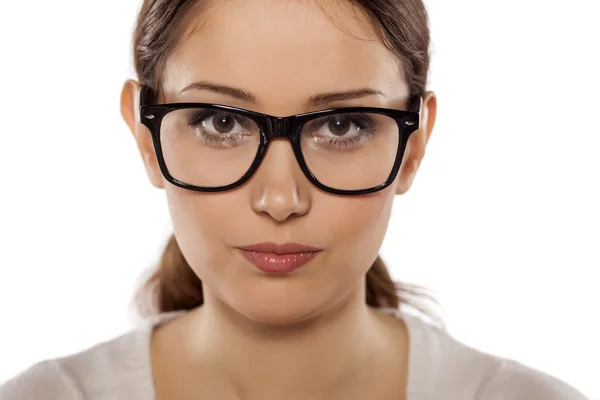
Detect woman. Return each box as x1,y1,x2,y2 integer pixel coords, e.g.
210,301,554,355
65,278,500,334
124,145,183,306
0,0,588,399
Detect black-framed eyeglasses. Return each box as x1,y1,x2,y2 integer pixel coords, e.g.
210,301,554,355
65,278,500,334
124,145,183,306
139,85,422,195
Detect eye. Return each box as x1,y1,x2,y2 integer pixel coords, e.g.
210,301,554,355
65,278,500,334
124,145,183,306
193,112,249,135
326,116,354,136
310,113,375,139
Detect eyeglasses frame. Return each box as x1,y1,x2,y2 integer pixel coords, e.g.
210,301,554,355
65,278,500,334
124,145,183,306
138,85,422,195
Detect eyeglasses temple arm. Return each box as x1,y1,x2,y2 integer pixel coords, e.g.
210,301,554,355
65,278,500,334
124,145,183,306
410,95,423,114
139,85,155,122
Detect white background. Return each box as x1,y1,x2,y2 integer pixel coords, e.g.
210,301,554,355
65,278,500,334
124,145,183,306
0,0,598,397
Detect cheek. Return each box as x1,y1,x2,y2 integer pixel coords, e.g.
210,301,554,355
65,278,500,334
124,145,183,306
316,189,395,272
165,186,243,276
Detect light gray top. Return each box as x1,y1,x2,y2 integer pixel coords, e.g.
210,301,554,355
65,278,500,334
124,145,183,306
0,308,588,399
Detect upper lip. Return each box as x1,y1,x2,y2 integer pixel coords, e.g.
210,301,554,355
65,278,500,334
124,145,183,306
239,242,322,254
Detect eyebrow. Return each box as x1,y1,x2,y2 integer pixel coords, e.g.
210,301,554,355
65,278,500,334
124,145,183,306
180,81,385,107
181,81,256,103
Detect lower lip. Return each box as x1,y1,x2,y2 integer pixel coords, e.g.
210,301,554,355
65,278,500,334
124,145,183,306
239,250,319,274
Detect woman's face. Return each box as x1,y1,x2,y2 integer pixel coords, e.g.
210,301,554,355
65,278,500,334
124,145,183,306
125,0,435,324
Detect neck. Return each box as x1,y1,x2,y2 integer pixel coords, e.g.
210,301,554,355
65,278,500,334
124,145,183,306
186,288,398,399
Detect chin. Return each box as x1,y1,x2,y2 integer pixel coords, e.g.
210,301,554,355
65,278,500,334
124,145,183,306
239,304,314,326
224,280,331,326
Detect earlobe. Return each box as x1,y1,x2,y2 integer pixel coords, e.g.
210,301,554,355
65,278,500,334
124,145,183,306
395,156,420,195
395,91,437,195
120,80,165,189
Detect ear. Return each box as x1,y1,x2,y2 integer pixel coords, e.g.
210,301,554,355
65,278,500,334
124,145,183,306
120,79,165,189
395,91,437,195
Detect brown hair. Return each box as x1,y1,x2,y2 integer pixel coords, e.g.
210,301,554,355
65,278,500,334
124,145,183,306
132,0,437,318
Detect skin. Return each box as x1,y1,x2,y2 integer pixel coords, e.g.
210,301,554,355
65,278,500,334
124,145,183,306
120,0,437,399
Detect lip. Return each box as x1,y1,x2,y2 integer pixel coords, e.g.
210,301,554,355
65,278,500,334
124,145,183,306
238,242,322,274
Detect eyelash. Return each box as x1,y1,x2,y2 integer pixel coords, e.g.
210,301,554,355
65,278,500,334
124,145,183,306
316,133,374,149
195,131,242,146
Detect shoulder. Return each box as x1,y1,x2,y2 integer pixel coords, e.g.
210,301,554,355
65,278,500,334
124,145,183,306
0,359,82,400
57,324,155,399
1,311,186,400
0,324,155,400
476,359,589,400
398,311,588,399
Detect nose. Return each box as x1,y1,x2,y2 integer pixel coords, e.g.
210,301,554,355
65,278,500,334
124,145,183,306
250,139,311,222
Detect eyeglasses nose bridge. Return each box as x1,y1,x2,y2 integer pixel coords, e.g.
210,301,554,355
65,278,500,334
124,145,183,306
265,116,293,139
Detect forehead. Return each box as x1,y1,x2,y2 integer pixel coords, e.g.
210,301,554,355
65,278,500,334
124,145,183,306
162,0,407,107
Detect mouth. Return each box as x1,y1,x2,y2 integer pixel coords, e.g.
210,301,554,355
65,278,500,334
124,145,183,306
237,242,322,274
